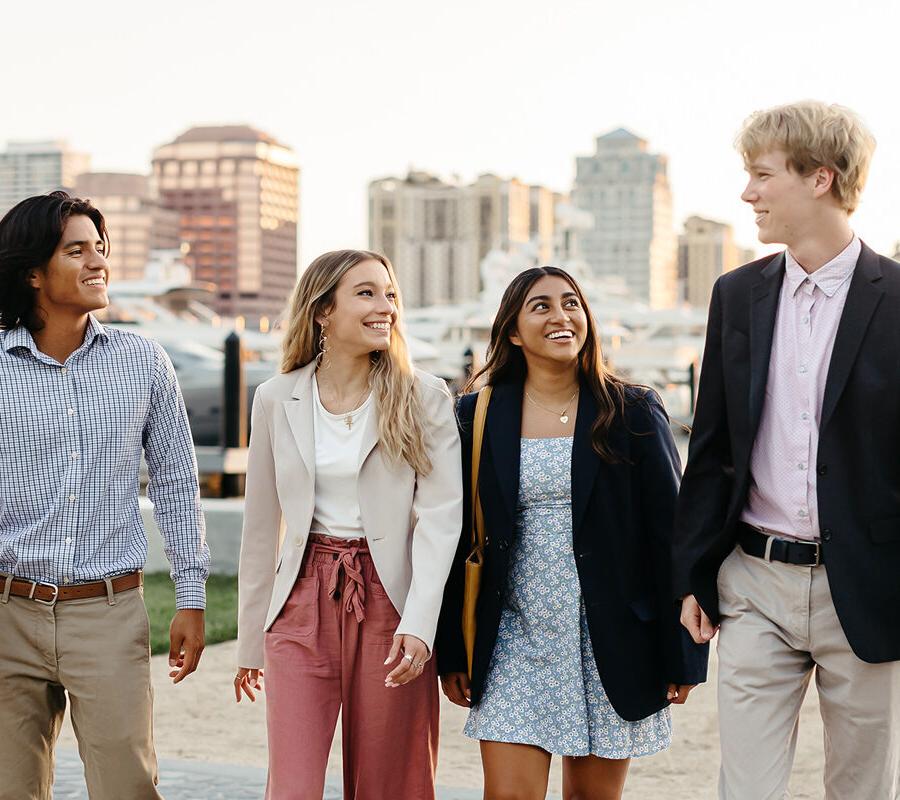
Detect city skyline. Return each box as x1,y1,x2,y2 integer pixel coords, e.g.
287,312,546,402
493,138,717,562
4,0,900,274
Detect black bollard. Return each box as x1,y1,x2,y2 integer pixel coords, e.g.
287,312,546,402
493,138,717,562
222,332,247,497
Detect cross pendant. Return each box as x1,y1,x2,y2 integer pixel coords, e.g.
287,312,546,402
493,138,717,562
344,415,354,430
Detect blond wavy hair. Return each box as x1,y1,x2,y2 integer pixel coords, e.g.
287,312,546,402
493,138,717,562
736,100,876,214
280,249,432,475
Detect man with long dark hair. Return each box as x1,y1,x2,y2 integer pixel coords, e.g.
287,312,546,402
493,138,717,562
0,192,209,799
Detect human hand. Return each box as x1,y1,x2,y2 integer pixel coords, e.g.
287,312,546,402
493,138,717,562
440,672,472,707
384,634,430,687
168,609,205,683
680,594,718,644
666,683,697,705
234,667,264,702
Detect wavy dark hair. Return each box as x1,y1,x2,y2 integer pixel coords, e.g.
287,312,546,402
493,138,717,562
0,191,109,331
467,266,634,463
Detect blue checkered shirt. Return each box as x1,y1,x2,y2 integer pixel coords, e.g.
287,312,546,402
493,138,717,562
0,315,209,608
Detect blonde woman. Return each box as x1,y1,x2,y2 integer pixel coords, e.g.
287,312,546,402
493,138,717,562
234,250,462,799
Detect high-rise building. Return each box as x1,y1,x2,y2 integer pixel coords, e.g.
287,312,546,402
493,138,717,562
151,125,300,322
572,128,678,308
368,171,555,308
74,173,181,283
677,215,741,307
0,140,91,216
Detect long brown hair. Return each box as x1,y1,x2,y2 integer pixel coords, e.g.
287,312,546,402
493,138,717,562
281,249,432,475
467,266,632,462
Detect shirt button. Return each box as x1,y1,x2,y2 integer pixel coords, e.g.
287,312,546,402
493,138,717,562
798,509,808,518
61,367,68,375
800,412,810,421
65,537,72,544
62,577,71,584
798,463,807,471
71,452,79,459
67,408,75,416
798,365,808,374
802,316,810,324
68,494,77,502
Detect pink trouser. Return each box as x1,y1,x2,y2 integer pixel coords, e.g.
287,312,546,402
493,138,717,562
264,534,439,800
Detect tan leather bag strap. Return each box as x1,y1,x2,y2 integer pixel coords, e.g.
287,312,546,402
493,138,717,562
471,385,492,552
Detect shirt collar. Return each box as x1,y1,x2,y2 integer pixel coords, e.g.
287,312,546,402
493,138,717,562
3,314,109,357
784,236,860,298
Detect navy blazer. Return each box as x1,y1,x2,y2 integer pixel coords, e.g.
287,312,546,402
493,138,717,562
673,243,900,663
435,378,708,722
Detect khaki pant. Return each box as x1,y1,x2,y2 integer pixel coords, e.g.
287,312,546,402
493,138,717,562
716,546,900,800
0,582,160,800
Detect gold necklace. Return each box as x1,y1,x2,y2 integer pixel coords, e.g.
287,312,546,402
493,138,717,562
318,378,371,430
524,388,579,424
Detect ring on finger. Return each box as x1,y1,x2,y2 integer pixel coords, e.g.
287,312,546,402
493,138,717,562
403,653,414,662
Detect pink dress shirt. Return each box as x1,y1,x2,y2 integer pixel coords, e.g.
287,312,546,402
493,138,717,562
741,236,860,541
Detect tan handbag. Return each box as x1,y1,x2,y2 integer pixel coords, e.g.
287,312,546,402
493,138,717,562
462,385,492,679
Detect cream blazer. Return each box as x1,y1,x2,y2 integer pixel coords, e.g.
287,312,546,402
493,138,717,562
236,362,463,668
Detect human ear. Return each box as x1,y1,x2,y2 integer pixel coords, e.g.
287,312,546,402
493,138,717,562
28,270,41,289
812,167,835,198
509,329,522,347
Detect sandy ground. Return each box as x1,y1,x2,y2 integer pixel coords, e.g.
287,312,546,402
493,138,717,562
58,638,827,798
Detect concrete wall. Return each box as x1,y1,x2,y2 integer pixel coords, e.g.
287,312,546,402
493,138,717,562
141,497,244,575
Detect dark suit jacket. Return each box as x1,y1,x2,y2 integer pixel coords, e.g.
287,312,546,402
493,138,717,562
673,242,900,663
435,378,708,722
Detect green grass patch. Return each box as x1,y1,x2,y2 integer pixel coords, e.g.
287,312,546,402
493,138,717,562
143,572,238,655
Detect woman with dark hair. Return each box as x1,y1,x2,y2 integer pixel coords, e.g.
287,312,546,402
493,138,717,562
436,267,708,800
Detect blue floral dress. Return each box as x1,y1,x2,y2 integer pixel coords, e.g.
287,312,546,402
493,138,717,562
464,436,672,757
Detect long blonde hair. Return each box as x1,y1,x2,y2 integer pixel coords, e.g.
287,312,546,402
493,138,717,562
280,249,432,475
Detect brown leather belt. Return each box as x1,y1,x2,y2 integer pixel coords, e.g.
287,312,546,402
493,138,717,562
1,571,143,605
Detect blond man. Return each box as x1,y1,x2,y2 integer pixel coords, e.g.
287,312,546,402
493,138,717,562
673,101,900,799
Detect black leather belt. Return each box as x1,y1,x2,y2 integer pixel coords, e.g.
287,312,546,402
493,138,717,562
737,522,823,566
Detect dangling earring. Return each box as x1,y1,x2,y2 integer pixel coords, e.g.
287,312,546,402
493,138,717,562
316,321,328,368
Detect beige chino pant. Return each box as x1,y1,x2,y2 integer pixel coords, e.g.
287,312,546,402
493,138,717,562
0,583,161,800
716,546,900,800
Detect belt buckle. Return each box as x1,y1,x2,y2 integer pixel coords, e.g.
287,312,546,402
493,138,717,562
30,580,60,606
810,541,821,567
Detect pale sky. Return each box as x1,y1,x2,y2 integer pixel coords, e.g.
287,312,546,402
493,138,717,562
5,0,900,269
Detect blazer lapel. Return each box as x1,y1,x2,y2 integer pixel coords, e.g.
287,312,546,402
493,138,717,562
748,254,785,439
820,243,884,431
571,383,601,536
283,362,317,480
484,380,522,530
357,399,380,469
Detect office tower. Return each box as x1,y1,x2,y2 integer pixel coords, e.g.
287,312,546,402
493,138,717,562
152,126,300,322
368,171,555,308
74,173,181,283
0,140,91,215
572,128,678,308
677,215,741,307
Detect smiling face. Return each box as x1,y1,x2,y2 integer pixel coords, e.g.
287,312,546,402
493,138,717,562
509,274,588,368
741,149,835,248
317,258,397,358
29,214,110,319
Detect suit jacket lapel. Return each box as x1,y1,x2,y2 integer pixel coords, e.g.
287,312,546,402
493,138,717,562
484,380,522,530
820,243,884,431
283,362,317,480
571,383,601,536
748,254,784,440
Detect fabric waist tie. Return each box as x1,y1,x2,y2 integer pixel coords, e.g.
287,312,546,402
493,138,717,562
309,533,367,622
